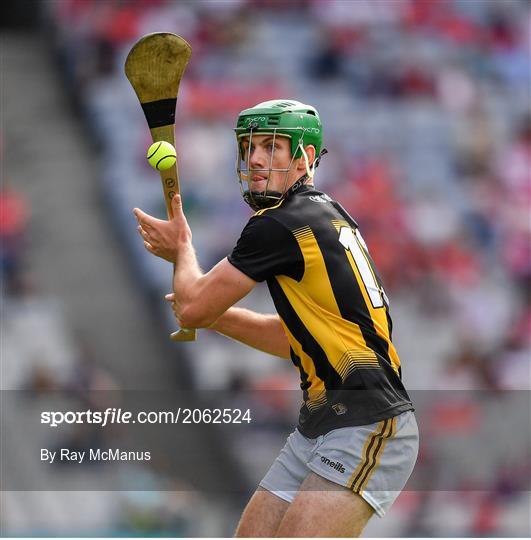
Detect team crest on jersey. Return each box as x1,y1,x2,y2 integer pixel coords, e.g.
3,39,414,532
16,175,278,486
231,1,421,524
332,403,348,415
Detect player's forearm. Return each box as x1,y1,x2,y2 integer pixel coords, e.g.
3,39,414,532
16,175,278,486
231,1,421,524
172,241,204,325
208,307,291,359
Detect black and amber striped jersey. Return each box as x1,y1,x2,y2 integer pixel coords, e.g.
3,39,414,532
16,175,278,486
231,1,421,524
228,184,413,437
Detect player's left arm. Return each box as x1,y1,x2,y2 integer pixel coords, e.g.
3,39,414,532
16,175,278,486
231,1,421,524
133,195,256,328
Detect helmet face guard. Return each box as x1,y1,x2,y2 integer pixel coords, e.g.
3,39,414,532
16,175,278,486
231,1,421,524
235,100,323,211
236,128,302,211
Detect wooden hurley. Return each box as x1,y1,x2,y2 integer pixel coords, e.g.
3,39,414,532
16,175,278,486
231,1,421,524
125,32,196,342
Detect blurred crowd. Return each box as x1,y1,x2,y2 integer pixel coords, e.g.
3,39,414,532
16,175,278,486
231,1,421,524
0,178,210,537
2,0,530,536
42,0,530,389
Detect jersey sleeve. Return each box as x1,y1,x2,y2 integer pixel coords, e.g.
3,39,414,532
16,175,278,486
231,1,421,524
228,215,304,282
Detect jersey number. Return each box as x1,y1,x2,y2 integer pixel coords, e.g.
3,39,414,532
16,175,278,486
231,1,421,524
338,227,389,309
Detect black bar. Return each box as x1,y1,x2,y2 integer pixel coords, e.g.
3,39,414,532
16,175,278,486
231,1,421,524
141,98,177,128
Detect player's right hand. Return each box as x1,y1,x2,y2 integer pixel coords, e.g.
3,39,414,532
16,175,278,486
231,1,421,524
133,196,191,263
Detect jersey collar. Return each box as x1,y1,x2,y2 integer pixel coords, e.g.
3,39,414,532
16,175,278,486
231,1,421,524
286,179,315,198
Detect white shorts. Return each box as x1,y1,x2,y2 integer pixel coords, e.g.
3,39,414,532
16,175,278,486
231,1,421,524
259,411,419,517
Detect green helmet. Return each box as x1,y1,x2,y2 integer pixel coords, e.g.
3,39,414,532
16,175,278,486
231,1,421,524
235,99,322,158
235,100,324,210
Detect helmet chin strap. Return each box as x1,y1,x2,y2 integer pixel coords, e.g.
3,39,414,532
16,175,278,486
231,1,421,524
282,145,330,199
299,143,315,179
296,145,329,185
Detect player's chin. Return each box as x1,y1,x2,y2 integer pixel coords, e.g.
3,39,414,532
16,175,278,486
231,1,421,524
250,180,267,192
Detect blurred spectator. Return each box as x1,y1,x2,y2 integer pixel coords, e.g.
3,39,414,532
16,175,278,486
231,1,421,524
0,183,30,296
308,29,346,81
438,341,499,390
497,114,531,286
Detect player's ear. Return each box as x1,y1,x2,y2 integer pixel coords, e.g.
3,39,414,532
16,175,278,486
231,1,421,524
296,145,316,170
306,145,316,164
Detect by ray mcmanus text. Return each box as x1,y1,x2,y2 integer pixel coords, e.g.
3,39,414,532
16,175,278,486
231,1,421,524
41,448,151,465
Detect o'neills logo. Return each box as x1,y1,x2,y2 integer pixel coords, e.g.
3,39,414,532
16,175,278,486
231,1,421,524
321,456,345,474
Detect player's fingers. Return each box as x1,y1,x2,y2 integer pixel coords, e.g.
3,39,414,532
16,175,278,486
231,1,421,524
143,240,155,253
133,208,157,229
133,207,148,220
170,194,183,216
137,225,149,239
